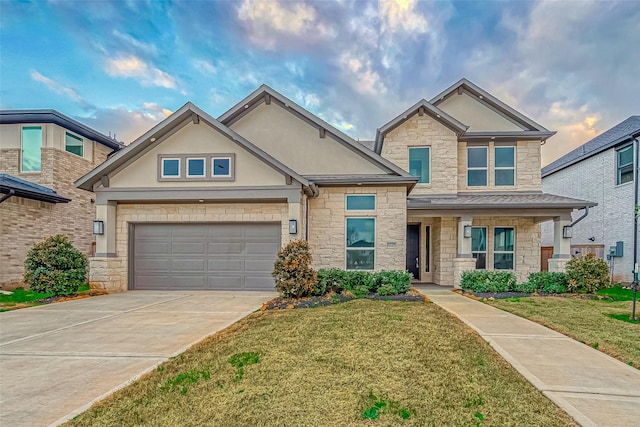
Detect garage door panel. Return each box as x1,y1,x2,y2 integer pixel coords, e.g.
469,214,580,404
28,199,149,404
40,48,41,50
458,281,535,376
132,223,280,291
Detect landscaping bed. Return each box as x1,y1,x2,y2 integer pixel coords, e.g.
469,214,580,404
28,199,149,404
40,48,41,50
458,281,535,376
262,288,427,310
0,285,102,312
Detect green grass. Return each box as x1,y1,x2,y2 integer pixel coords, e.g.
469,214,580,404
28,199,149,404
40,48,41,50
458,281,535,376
597,285,637,301
490,294,640,368
66,300,575,427
0,284,90,310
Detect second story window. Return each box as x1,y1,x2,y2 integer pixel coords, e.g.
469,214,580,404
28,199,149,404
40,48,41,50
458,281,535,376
494,146,515,186
409,147,430,184
161,158,181,178
187,158,206,178
346,195,375,210
467,147,487,186
65,132,84,157
21,126,42,172
616,144,634,185
212,156,232,177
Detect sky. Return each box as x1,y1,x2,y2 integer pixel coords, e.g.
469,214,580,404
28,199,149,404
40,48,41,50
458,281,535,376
1,0,639,166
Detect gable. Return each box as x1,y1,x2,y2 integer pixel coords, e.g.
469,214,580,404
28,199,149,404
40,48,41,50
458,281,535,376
109,121,288,188
228,102,388,175
437,92,525,132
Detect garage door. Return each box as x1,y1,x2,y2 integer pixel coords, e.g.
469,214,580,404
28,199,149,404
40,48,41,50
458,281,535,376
131,223,281,290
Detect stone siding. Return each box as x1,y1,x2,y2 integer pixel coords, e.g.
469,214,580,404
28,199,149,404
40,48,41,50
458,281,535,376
308,186,407,271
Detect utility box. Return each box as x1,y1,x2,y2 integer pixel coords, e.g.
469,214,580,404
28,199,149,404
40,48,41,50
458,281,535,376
608,241,624,258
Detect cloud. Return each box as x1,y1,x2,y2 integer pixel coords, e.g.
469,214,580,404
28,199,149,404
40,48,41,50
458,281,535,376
192,59,217,75
112,30,158,56
380,0,429,34
104,55,178,89
30,70,95,110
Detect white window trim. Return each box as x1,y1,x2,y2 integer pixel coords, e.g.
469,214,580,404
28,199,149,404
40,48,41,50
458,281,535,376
186,157,206,178
64,131,84,158
20,125,43,173
467,146,488,187
615,144,634,186
493,226,515,270
161,157,181,178
211,156,233,178
471,226,487,269
408,146,431,184
494,146,516,187
345,194,376,211
345,216,376,271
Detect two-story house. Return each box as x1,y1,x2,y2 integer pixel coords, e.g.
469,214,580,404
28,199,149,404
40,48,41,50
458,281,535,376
75,78,593,292
541,116,639,283
0,110,123,289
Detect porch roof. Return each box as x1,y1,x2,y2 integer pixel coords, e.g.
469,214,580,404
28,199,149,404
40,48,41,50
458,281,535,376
407,192,596,210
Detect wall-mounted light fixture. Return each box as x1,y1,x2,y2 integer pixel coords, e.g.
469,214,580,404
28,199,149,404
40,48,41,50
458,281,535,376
562,226,573,238
93,220,104,235
289,219,298,234
463,224,472,238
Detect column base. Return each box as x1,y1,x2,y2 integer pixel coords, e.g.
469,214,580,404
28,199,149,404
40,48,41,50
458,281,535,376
453,257,478,289
89,257,127,292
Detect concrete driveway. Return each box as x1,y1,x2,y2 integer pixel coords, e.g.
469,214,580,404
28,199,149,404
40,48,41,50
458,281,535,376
0,290,276,427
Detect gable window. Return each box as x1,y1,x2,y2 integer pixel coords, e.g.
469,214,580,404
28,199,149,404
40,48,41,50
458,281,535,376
494,146,515,186
467,147,487,186
617,144,634,185
187,158,205,178
471,227,487,269
161,158,180,177
21,126,42,172
65,132,84,157
346,195,375,210
346,217,375,270
494,227,515,270
408,147,430,184
212,156,231,177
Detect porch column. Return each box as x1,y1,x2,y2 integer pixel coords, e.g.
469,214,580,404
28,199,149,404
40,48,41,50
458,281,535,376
453,215,476,289
286,192,303,243
548,215,571,272
91,200,126,292
95,201,117,257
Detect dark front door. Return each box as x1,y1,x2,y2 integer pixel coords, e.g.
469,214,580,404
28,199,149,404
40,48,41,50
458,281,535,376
406,224,420,280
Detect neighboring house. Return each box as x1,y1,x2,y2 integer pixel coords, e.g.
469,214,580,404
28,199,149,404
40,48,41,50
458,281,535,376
541,116,640,283
76,78,592,292
0,110,123,289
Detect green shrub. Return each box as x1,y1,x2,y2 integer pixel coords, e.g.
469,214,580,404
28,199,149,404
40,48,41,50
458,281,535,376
343,271,377,292
272,240,318,298
317,268,346,293
378,270,412,294
526,271,568,294
514,281,537,293
566,253,610,293
316,269,411,296
376,284,396,296
460,270,515,293
23,235,87,296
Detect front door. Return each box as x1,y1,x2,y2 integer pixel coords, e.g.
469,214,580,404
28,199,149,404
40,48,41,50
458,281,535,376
406,224,420,280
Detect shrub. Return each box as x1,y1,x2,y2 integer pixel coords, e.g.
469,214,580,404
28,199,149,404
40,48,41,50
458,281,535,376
527,271,568,294
343,271,378,293
272,240,318,298
23,234,87,296
514,281,537,293
566,253,610,293
378,270,412,294
376,284,396,296
317,268,346,294
316,268,412,296
460,270,516,293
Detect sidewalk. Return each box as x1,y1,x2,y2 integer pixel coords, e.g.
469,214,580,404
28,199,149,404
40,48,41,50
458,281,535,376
416,286,640,427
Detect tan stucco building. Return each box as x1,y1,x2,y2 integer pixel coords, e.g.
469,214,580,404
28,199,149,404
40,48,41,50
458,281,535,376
76,79,594,292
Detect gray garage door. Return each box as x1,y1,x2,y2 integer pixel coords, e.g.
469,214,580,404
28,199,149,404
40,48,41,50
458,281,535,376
131,223,280,290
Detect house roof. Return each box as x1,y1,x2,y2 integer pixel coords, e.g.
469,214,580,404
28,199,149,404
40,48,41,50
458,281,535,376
429,78,551,132
0,173,70,203
542,116,640,177
302,174,418,186
407,192,596,210
75,102,312,191
0,109,123,150
374,99,469,153
218,84,415,178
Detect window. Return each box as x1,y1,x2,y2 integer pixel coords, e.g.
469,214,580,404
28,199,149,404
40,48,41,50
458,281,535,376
187,158,205,177
409,147,430,184
471,227,487,269
161,158,180,177
494,227,515,270
346,195,375,210
617,144,634,185
467,147,487,186
21,126,42,172
212,157,231,177
494,146,515,186
65,132,84,157
346,218,375,270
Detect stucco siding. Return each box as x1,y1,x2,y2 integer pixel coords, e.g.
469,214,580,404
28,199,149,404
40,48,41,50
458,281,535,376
437,92,523,132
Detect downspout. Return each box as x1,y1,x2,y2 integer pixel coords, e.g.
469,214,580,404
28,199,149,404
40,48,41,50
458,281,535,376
632,137,639,320
303,184,319,241
0,189,15,204
567,205,590,228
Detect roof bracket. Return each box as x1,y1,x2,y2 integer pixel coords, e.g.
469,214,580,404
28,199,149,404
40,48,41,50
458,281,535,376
418,107,424,116
457,86,463,95
285,174,293,185
191,113,200,124
100,175,110,188
319,127,326,138
265,94,271,105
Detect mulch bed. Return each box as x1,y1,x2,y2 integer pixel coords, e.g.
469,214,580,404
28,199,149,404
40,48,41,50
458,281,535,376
262,289,429,310
454,289,609,301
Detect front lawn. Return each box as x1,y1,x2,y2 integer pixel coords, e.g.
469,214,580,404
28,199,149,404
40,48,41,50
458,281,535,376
0,284,90,312
67,300,574,426
489,287,640,368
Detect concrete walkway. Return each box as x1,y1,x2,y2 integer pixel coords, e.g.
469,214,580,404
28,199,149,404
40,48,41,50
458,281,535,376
0,290,276,427
416,286,640,427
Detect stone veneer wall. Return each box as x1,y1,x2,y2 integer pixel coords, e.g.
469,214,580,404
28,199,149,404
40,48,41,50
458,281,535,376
381,114,458,195
307,186,407,271
0,143,112,288
89,202,290,291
